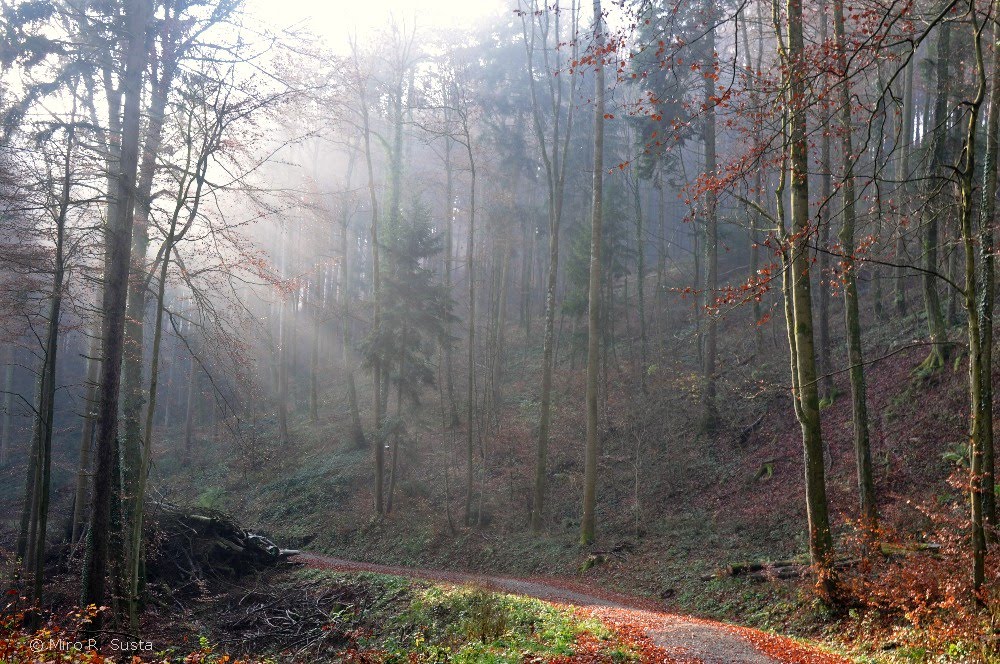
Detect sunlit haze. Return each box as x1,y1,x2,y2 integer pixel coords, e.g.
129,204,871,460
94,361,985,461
2,0,993,659
249,0,507,43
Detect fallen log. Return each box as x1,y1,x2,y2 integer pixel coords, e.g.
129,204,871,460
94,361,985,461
701,545,936,582
879,541,941,556
700,559,806,582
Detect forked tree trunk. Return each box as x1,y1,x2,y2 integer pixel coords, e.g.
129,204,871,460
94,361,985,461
119,53,174,622
127,116,213,631
83,0,151,623
776,0,835,592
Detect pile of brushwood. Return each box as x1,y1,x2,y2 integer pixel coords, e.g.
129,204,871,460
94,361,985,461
203,572,387,658
145,503,296,591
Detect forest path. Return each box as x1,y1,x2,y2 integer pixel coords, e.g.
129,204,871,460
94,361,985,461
296,553,848,664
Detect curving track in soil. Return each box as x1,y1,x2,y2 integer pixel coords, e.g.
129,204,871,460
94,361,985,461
295,553,850,664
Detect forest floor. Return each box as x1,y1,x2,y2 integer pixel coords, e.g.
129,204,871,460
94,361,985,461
4,286,996,661
135,304,998,662
297,552,851,663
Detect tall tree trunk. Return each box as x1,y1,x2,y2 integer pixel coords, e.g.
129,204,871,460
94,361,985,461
120,51,174,631
833,0,877,531
276,226,290,446
183,353,196,457
634,177,647,391
701,5,719,432
656,176,666,308
340,164,366,449
27,111,74,611
464,143,478,526
130,250,172,631
894,57,914,317
958,7,988,594
744,3,766,356
978,3,1000,533
521,0,576,533
82,0,150,624
777,0,835,589
443,138,459,426
919,22,952,374
17,413,38,563
127,118,212,631
581,0,605,547
0,344,10,466
72,332,100,544
386,371,403,514
309,266,321,425
816,8,834,403
357,73,383,514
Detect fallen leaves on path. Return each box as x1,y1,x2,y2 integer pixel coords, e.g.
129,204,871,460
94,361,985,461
300,554,851,664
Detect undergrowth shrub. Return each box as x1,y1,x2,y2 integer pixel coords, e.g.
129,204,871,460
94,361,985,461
839,477,1000,662
459,589,509,642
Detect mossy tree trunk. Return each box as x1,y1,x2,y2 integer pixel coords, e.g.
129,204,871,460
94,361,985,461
957,6,987,594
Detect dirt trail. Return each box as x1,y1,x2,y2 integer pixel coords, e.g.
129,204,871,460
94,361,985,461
295,553,848,664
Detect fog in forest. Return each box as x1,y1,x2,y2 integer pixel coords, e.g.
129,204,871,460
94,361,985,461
1,0,999,661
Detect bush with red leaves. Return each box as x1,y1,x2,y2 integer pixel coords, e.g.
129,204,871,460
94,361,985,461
838,472,1000,659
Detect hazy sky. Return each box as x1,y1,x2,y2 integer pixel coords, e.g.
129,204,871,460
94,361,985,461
249,0,508,44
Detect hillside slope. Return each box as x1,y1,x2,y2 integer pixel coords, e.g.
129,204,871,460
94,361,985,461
146,295,991,661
